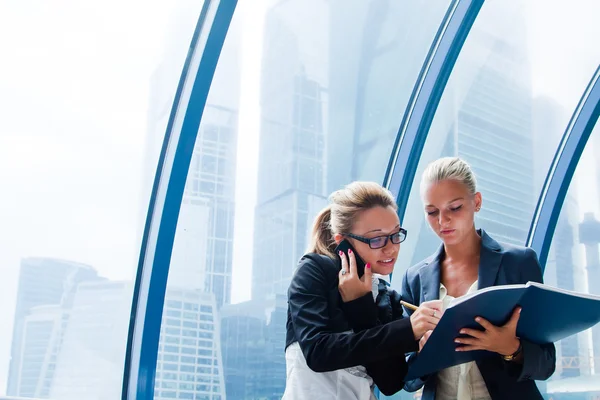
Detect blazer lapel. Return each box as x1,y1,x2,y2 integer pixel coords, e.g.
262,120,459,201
419,244,444,301
477,229,503,290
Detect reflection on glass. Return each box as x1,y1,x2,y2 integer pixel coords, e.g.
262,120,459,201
395,0,600,282
161,0,450,398
1,0,204,399
392,0,600,398
543,122,600,399
7,259,100,398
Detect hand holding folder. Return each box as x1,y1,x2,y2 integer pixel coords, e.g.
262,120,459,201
404,281,600,380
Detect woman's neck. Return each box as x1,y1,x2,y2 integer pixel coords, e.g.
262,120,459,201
444,228,481,263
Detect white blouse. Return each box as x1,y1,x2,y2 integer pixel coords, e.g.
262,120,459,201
436,280,492,400
281,274,388,400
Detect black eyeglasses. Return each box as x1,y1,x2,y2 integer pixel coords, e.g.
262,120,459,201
346,228,407,249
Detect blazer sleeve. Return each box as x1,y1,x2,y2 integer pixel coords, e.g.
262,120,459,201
288,258,418,374
507,248,556,381
400,268,431,392
342,289,419,396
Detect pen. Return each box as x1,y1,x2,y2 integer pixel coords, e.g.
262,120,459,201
400,300,419,311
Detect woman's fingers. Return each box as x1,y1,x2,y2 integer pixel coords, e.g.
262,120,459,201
411,314,440,339
421,300,444,314
347,249,357,277
338,250,348,279
419,330,433,352
422,316,439,329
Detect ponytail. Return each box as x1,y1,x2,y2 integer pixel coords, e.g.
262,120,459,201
307,205,336,258
305,181,397,260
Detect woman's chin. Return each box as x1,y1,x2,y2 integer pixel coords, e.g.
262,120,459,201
439,231,462,246
373,262,395,276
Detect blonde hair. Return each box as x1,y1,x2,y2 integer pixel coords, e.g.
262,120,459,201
307,181,397,258
420,157,478,196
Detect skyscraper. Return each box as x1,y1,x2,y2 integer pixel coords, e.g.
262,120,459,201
579,213,600,372
50,280,225,400
251,1,329,299
50,280,130,400
532,96,588,378
145,0,242,309
155,289,226,400
252,0,449,299
398,4,537,272
6,257,98,397
14,305,66,398
220,295,287,399
182,102,239,307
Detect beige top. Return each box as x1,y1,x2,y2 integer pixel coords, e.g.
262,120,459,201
436,280,492,400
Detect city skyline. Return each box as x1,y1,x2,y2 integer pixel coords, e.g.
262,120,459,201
2,0,600,398
6,258,99,397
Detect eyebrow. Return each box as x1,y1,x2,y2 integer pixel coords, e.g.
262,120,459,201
425,197,464,208
362,225,400,235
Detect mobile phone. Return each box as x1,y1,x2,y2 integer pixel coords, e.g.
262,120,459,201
334,239,366,278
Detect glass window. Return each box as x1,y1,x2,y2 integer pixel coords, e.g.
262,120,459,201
543,122,600,397
181,365,195,373
181,347,196,355
160,0,451,399
164,345,179,354
0,0,203,399
166,327,181,336
183,321,197,329
161,381,177,389
394,0,600,277
163,354,179,363
183,311,197,320
163,363,178,372
181,356,195,365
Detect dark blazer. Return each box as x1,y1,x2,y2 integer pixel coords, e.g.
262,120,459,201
401,230,556,400
286,253,419,395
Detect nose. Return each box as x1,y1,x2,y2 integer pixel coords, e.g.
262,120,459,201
382,237,398,254
438,210,451,226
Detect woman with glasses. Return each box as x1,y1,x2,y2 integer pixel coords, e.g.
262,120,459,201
282,181,443,400
401,157,556,400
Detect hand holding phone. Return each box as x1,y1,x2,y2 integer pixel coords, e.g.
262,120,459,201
335,239,372,302
334,239,367,278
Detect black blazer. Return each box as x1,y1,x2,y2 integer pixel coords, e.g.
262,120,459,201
401,230,556,400
286,253,418,396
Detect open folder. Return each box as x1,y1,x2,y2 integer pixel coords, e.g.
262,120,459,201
406,281,600,380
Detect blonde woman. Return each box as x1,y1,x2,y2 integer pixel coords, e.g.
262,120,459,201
402,157,556,400
283,181,442,400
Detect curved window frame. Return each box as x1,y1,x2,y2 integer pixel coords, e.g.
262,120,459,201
527,66,600,270
121,1,239,398
125,0,485,396
123,0,600,398
383,0,484,223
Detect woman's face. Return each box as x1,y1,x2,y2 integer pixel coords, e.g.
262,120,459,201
335,205,401,276
422,179,481,246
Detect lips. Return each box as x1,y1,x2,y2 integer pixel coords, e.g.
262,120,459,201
378,258,395,266
440,229,455,235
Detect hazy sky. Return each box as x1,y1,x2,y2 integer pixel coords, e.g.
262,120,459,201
0,0,178,392
1,0,599,395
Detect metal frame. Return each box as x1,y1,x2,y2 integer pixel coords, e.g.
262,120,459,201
119,0,495,396
121,1,238,398
383,0,484,223
527,66,600,270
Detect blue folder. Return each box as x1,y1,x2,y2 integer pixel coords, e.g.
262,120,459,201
406,282,600,380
